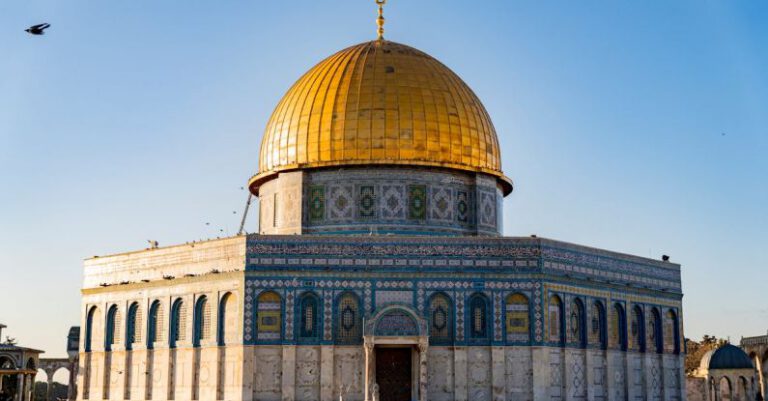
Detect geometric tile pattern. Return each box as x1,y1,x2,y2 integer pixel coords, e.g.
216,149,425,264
381,184,405,220
407,184,427,220
328,185,354,220
430,187,453,221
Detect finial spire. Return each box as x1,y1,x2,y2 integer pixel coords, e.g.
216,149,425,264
376,0,386,40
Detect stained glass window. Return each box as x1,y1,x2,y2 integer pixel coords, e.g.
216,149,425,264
257,291,282,341
469,294,488,341
630,306,644,352
664,309,678,354
548,295,563,344
650,308,662,353
299,293,320,340
589,301,606,349
505,293,529,343
610,303,626,350
570,298,585,347
337,293,361,344
429,293,453,344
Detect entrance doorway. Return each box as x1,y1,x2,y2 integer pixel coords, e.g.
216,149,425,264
375,347,412,401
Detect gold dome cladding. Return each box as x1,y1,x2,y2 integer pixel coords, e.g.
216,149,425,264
251,40,511,195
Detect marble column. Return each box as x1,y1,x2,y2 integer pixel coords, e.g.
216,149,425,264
16,374,24,401
45,377,53,401
418,338,428,401
363,337,374,401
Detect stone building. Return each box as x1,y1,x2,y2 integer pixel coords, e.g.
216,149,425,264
740,332,768,399
0,324,43,401
75,5,686,401
686,344,758,401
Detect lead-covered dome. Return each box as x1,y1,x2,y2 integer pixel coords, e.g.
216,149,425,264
249,40,512,195
700,344,754,370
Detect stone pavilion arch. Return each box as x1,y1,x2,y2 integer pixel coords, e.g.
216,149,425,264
362,304,429,401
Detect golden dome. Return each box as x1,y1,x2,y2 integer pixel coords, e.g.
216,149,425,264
250,40,512,195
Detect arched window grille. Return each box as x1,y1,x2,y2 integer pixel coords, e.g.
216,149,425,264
218,292,237,346
429,293,453,345
298,292,320,340
105,305,120,351
589,301,607,349
148,300,164,348
193,296,210,347
649,307,663,353
664,309,680,354
126,302,142,350
611,303,627,351
170,298,186,348
505,293,529,343
256,291,282,341
570,298,586,348
84,306,101,353
468,293,489,342
336,292,362,344
548,295,564,344
630,305,645,352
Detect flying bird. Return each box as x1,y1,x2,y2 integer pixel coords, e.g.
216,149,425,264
25,23,50,35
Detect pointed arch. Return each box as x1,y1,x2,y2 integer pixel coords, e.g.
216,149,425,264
468,293,490,343
570,298,586,348
84,305,100,353
505,293,530,344
126,302,142,350
611,303,627,351
428,292,453,345
105,304,120,351
664,309,680,354
589,300,607,349
170,298,187,348
256,291,282,341
335,291,362,344
218,292,238,346
649,307,663,354
193,295,211,347
297,291,321,341
630,305,645,352
548,294,564,345
147,300,164,348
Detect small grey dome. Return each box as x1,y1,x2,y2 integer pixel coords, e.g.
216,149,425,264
704,344,754,370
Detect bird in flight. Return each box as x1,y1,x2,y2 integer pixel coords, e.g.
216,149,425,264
25,23,50,35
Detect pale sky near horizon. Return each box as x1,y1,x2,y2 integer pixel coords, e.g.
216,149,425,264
1,1,766,360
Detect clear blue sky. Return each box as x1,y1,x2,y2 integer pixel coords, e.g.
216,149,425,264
1,1,766,358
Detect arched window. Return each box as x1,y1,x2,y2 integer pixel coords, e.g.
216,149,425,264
589,301,607,349
298,292,320,340
218,292,237,346
126,302,142,350
630,305,645,352
664,309,679,354
611,303,627,351
468,293,489,342
720,377,732,401
649,308,662,354
336,292,362,344
105,305,121,351
570,298,586,348
170,299,187,348
84,306,100,353
257,291,282,341
193,296,211,347
505,293,529,343
429,293,453,345
548,295,564,344
147,300,164,348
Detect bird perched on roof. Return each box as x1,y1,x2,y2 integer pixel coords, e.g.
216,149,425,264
25,23,50,35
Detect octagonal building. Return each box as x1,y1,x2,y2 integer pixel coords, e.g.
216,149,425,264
76,11,686,401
